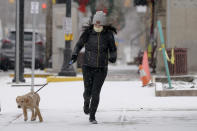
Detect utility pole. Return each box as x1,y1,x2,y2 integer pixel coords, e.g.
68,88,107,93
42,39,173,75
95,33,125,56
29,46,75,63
45,0,53,68
13,0,25,83
150,0,157,73
58,0,76,76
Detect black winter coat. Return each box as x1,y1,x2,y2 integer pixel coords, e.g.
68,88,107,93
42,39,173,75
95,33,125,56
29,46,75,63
72,25,117,68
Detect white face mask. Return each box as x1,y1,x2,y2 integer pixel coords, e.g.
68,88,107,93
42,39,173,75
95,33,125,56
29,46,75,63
93,26,103,32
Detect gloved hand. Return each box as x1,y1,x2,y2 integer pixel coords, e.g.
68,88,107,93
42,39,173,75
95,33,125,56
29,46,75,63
71,54,78,63
109,51,117,63
109,57,116,63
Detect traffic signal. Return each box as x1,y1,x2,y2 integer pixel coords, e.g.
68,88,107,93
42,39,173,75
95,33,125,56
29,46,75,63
42,3,47,9
134,0,147,6
41,3,47,13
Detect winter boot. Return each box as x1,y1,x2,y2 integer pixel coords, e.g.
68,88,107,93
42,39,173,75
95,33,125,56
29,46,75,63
89,116,97,124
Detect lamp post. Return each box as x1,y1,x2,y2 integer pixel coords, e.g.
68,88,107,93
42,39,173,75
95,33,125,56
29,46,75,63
58,0,76,76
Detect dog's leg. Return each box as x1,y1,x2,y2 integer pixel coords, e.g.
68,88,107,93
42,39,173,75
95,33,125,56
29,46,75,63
23,107,28,121
35,106,43,122
31,108,36,121
34,100,39,120
34,108,38,120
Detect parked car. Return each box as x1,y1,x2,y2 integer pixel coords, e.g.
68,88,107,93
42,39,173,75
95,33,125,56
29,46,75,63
0,29,45,71
0,19,3,47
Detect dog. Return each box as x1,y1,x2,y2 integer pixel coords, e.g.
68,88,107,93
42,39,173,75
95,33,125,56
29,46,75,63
16,92,43,122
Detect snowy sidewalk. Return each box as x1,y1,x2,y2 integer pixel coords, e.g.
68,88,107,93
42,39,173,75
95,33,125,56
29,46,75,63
1,109,197,131
1,75,197,131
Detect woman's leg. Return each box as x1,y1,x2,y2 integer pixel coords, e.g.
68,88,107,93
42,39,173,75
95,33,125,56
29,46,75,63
82,66,94,114
89,68,107,120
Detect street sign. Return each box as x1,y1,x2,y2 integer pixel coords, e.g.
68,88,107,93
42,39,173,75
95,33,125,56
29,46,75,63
31,2,39,14
63,17,72,34
136,6,147,13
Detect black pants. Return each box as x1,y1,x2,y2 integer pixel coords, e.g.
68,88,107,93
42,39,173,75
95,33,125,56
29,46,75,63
82,65,108,118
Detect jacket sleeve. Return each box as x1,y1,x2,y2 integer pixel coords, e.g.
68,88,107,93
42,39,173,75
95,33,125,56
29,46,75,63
108,32,117,63
72,32,88,56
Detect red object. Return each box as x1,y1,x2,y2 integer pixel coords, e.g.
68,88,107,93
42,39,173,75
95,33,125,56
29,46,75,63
2,39,11,44
42,3,47,9
139,51,151,86
139,65,150,87
78,0,89,13
78,4,86,13
96,21,100,24
142,51,151,81
103,8,108,14
96,8,107,15
79,0,89,5
36,41,43,46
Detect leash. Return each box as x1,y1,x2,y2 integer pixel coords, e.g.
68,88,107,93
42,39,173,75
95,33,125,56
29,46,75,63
35,83,48,93
2,114,23,129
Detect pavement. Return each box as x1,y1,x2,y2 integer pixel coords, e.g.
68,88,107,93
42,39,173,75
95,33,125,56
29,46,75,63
1,65,197,131
1,109,197,131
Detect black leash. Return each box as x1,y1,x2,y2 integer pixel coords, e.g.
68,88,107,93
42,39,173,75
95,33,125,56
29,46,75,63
35,83,48,93
34,60,72,94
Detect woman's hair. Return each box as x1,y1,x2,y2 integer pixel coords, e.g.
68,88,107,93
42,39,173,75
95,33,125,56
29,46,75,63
82,21,93,32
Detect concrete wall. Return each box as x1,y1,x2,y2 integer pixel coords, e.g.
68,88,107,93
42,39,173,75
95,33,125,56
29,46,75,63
52,3,79,73
167,0,197,72
156,0,167,73
156,0,197,73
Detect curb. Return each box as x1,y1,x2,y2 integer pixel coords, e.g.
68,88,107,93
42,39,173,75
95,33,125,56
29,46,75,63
9,74,53,78
47,76,83,82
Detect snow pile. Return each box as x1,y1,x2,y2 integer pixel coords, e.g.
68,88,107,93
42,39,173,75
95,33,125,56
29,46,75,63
162,80,197,90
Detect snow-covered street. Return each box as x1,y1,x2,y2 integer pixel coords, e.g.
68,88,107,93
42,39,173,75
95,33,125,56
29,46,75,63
2,109,197,131
0,70,197,131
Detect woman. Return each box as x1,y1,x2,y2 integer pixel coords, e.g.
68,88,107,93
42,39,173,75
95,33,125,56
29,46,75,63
71,11,117,124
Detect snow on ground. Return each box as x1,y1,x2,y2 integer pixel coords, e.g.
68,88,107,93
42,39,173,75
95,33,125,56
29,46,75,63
1,75,197,131
108,64,138,71
162,80,197,90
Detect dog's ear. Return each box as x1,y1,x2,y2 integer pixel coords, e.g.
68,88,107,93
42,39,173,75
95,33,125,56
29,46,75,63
16,96,20,102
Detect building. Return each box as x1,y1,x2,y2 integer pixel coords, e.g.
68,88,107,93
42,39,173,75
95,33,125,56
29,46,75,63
155,0,197,73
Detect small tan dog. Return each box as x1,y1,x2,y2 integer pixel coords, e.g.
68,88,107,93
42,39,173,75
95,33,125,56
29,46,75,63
16,92,43,122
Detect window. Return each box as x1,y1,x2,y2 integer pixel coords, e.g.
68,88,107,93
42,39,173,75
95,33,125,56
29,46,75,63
56,0,66,4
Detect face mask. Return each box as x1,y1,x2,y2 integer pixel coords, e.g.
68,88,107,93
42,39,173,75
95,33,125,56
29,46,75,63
94,26,103,32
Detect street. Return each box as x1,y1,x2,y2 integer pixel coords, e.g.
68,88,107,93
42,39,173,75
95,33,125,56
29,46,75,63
0,68,197,131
